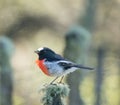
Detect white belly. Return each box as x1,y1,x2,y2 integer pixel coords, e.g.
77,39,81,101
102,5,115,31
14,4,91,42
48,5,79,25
44,61,78,76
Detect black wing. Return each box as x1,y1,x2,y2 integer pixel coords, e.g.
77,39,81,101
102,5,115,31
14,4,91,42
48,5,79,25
58,61,94,70
58,61,74,70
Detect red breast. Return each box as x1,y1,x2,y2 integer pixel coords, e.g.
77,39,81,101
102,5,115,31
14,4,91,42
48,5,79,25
36,59,50,76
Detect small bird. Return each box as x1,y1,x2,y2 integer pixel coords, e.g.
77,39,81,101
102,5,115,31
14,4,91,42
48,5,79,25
35,47,93,84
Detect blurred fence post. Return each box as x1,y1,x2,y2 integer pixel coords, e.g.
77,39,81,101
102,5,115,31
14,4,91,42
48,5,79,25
80,0,98,32
95,46,106,105
0,36,14,105
64,26,91,105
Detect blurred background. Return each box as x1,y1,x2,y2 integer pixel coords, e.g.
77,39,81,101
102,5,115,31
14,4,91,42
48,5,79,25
0,0,120,105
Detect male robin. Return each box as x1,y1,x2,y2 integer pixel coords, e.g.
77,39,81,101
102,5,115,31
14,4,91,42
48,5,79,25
35,47,93,83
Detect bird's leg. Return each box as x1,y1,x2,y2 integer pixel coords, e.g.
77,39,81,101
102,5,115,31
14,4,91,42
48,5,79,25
59,76,64,83
50,76,59,84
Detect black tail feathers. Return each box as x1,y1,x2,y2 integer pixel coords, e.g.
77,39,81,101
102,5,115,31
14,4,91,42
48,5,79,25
75,65,94,70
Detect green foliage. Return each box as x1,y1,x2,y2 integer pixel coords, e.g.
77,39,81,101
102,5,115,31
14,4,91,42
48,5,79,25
39,83,70,105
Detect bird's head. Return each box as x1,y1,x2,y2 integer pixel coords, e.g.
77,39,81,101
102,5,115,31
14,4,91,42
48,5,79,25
34,47,55,60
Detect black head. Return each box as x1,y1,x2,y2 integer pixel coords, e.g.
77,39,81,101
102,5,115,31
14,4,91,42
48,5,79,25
34,47,56,60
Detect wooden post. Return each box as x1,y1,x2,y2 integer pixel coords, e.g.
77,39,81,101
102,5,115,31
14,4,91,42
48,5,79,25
40,83,70,105
0,36,14,105
95,46,105,105
64,26,91,105
117,49,120,105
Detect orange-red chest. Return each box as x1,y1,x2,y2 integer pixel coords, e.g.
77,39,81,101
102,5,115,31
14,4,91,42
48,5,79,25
36,59,50,76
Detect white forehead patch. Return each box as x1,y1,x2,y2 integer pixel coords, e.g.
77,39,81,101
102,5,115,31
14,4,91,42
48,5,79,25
37,47,44,51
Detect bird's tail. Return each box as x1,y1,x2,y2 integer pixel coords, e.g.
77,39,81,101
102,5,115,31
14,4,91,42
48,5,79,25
74,65,94,70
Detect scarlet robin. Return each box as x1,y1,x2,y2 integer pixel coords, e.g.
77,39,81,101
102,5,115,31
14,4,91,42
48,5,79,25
35,47,93,84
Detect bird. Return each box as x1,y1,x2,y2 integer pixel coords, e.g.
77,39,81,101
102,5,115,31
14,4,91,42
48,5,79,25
35,47,94,84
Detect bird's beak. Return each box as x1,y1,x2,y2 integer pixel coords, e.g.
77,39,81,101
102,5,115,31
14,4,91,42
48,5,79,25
34,50,39,54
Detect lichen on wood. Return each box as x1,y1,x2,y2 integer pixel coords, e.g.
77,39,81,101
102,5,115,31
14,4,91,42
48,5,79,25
39,83,70,105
